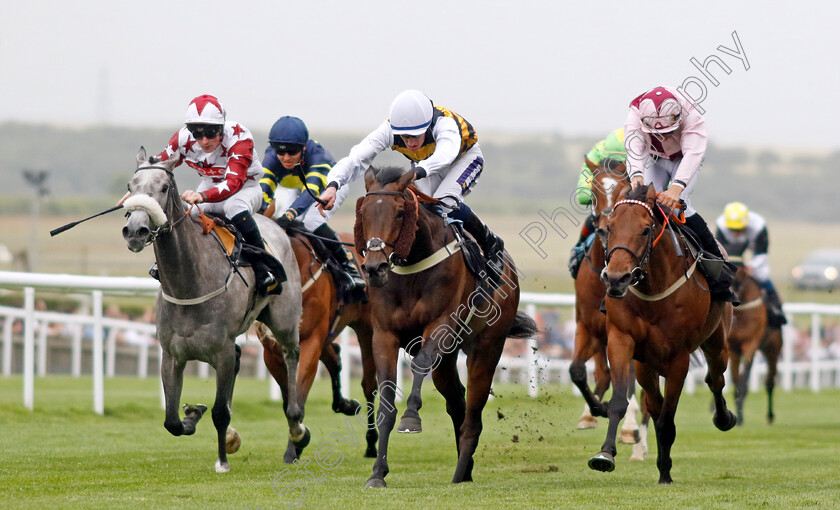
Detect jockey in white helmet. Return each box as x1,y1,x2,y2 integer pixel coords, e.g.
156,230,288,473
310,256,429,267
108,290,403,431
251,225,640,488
318,89,505,274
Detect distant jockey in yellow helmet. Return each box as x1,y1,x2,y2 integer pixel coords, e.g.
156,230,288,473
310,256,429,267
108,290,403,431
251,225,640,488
715,202,787,327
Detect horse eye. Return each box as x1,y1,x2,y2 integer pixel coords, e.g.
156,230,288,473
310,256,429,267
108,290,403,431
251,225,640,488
641,226,652,236
395,209,404,219
161,183,169,194
595,227,607,237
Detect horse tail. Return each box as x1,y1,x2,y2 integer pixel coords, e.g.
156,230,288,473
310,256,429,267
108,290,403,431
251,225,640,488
506,311,539,339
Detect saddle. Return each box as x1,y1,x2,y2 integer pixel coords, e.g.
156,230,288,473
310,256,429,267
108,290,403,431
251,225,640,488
194,211,287,295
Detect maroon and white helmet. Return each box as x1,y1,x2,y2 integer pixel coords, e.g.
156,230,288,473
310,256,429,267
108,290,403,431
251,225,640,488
185,94,226,125
631,86,684,134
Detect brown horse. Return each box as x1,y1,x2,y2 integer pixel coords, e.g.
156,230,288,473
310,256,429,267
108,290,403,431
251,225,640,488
728,259,783,425
569,158,643,449
354,167,537,487
592,184,737,484
256,232,378,463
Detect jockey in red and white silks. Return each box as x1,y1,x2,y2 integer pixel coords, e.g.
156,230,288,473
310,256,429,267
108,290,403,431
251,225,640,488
155,97,264,220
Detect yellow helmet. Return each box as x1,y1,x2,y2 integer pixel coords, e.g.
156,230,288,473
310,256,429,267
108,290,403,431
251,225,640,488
723,202,749,230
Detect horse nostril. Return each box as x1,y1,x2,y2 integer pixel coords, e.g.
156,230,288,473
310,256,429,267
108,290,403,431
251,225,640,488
122,226,130,239
138,226,150,238
619,273,633,286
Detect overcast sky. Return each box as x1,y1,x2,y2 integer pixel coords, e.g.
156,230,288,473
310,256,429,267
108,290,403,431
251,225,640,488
1,1,836,150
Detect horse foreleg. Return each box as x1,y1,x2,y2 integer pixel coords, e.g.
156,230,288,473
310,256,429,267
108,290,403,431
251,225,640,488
366,343,400,488
279,332,309,454
629,388,650,461
761,328,782,424
736,357,754,426
431,355,466,459
569,329,610,420
320,342,361,416
654,357,689,485
454,340,503,484
589,332,633,474
398,338,440,434
211,345,237,473
702,324,737,432
356,325,379,458
161,350,193,436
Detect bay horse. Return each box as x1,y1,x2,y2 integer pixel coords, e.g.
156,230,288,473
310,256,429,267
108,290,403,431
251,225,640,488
255,231,378,463
354,167,537,487
592,184,737,484
122,147,307,473
728,258,783,425
569,158,645,456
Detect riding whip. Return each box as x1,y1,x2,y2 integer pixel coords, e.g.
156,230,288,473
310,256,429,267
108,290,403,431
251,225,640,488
50,204,124,237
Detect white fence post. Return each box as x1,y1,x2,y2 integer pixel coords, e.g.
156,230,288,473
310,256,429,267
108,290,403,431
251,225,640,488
37,323,48,377
810,312,821,393
92,290,104,415
526,303,539,398
72,324,83,377
3,315,13,376
23,287,35,410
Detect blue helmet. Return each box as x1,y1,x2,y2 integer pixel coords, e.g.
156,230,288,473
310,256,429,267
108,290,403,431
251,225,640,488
268,116,309,146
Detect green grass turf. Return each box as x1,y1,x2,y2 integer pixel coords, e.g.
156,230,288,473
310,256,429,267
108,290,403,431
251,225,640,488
1,376,839,509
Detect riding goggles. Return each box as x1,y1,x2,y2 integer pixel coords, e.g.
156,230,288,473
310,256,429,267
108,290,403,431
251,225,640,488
270,142,303,156
187,124,223,139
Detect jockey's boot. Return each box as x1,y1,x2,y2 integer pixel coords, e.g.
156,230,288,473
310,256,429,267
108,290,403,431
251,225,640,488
231,211,277,294
684,213,738,304
459,204,506,277
569,213,597,279
758,279,787,327
314,223,367,291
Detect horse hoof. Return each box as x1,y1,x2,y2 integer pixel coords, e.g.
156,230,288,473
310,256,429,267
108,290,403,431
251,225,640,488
225,427,241,454
293,426,311,450
215,460,230,473
588,452,615,472
365,477,386,488
183,403,207,419
619,429,640,444
714,410,737,431
576,417,598,430
333,399,361,416
397,416,422,433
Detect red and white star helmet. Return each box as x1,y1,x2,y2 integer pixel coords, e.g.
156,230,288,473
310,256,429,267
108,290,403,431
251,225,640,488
632,86,684,134
185,94,226,125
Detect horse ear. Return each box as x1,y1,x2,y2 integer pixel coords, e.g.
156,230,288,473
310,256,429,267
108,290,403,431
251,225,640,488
617,184,629,200
645,183,657,204
584,157,598,171
397,169,415,190
364,168,377,191
136,146,147,167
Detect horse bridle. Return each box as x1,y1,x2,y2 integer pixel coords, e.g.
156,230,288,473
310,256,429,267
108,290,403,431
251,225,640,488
360,188,419,267
602,199,660,286
129,165,190,244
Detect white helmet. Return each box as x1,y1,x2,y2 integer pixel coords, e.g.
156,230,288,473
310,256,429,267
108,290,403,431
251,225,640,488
632,86,684,134
388,90,433,136
184,94,226,125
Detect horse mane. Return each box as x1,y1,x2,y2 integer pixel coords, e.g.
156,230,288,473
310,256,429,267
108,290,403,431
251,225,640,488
625,185,649,202
372,166,409,186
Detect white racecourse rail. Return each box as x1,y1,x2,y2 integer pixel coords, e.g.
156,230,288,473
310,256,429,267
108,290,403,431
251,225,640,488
2,270,840,415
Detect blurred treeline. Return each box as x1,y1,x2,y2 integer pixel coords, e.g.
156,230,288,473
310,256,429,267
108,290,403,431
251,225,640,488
0,122,833,222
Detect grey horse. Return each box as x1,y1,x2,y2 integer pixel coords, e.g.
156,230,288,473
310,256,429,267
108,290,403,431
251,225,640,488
122,147,307,473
